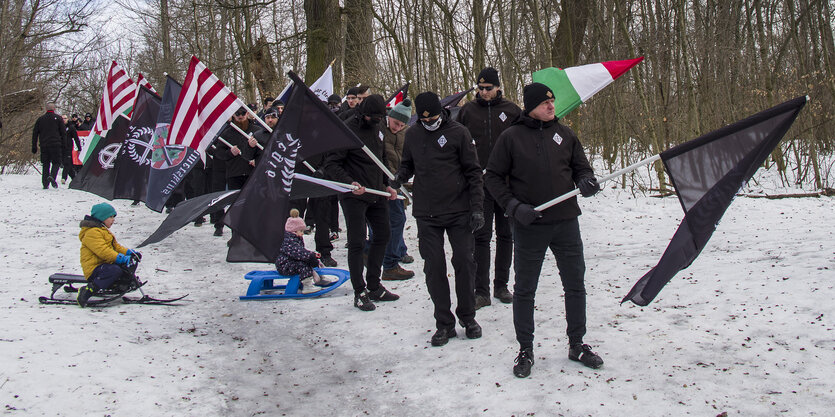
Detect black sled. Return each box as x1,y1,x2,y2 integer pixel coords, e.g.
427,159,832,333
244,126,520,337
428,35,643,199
39,253,188,306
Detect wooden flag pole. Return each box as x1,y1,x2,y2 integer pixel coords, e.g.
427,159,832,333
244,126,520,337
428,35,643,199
533,154,662,212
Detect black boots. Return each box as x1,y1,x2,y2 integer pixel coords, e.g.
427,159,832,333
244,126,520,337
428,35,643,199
431,327,457,346
513,347,534,378
569,344,604,369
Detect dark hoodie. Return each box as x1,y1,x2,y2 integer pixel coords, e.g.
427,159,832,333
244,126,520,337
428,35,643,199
484,113,594,223
457,91,522,167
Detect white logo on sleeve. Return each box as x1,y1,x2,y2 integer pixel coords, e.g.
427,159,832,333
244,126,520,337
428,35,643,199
499,112,507,122
378,131,384,141
553,133,563,145
438,135,447,148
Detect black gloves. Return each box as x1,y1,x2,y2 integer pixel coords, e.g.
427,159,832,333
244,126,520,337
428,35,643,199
577,176,601,197
470,211,485,232
32,146,38,154
506,198,542,226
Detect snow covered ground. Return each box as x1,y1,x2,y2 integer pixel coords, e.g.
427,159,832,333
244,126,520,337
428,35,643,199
0,169,832,416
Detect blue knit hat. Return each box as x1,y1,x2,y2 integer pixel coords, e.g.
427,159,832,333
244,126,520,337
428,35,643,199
91,203,117,222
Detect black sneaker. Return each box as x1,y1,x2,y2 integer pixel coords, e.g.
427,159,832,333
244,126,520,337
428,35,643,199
569,344,604,369
513,347,534,378
354,290,376,311
77,285,94,308
194,216,205,227
474,294,491,310
400,254,414,264
430,327,457,346
320,255,338,267
459,319,482,339
494,287,513,304
368,286,399,302
213,227,223,237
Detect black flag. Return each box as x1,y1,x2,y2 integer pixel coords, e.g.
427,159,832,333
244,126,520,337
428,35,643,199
112,86,161,201
69,115,131,199
137,190,239,248
223,72,364,262
145,76,198,212
623,96,807,306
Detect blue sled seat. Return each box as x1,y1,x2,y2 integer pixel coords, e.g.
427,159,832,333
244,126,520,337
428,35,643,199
240,267,350,300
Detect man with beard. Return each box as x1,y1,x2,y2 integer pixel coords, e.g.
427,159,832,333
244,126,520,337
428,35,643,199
458,67,522,309
484,83,603,378
324,94,398,311
390,92,484,347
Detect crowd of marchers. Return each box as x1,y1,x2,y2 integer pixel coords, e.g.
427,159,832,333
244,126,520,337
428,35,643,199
32,67,606,378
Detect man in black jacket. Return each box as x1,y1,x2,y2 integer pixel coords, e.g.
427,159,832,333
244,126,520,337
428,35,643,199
324,94,399,311
32,103,67,189
457,67,522,309
391,92,484,347
485,83,604,378
79,112,95,131
60,114,82,183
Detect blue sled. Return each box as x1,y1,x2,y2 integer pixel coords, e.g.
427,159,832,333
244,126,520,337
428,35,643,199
240,267,350,300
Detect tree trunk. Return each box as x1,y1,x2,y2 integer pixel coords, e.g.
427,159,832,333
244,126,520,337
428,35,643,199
343,0,376,87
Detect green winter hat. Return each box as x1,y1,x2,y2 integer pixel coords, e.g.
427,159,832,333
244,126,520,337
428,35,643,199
388,98,412,124
90,202,117,222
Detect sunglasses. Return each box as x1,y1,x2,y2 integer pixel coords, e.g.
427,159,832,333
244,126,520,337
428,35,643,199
477,85,495,91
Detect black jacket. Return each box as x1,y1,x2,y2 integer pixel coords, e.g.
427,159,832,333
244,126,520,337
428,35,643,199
395,110,484,217
457,92,522,167
323,114,388,203
484,114,594,223
216,120,261,178
32,111,67,152
78,119,95,131
64,124,82,158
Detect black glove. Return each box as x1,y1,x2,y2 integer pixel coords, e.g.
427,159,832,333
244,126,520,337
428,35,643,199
388,177,402,190
577,176,601,197
32,146,38,154
470,211,485,232
506,198,542,226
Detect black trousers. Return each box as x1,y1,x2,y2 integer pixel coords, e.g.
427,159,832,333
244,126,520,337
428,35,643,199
417,213,476,329
512,217,587,349
330,196,340,231
341,197,389,295
473,190,513,297
40,147,62,187
308,196,333,256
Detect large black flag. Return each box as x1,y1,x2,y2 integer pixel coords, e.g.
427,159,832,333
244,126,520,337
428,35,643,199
137,190,240,248
223,72,364,262
112,86,161,201
145,76,199,212
623,96,807,306
69,115,131,199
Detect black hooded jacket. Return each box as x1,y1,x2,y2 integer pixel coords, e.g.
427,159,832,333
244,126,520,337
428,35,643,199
394,110,483,217
32,111,67,152
484,113,594,223
323,114,389,203
457,91,522,167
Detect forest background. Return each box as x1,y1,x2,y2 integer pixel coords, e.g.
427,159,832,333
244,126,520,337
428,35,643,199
1,0,833,191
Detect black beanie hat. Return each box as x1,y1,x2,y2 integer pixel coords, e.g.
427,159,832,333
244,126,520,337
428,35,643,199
414,92,443,118
346,86,361,96
477,67,500,86
523,83,555,113
327,94,341,104
358,94,387,117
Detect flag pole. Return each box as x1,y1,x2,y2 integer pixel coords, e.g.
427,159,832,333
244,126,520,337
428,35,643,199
228,122,264,150
359,145,413,202
234,99,315,173
296,175,405,200
216,136,255,165
533,154,662,211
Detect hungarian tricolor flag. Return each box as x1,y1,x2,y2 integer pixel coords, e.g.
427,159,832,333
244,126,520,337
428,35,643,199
532,57,643,118
622,96,807,306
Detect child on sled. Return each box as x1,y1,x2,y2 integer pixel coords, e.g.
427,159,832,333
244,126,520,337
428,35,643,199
77,202,139,307
276,209,335,294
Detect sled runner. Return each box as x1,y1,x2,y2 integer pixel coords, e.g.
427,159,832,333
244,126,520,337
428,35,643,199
239,267,350,300
39,253,188,306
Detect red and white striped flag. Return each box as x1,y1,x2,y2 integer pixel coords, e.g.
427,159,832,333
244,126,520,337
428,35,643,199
135,73,158,95
168,56,240,159
91,61,136,137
